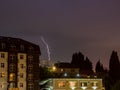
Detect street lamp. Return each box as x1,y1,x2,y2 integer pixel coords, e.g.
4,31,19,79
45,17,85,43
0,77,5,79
52,66,56,72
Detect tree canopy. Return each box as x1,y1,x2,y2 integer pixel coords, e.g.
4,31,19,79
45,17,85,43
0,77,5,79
71,52,93,74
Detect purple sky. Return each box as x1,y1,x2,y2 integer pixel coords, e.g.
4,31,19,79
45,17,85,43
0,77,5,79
1,0,120,69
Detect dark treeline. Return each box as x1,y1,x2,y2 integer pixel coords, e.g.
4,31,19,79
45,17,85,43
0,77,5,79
71,52,93,75
71,50,120,90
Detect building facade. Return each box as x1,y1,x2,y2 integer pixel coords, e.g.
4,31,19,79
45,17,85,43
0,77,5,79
54,63,80,78
0,36,41,90
40,78,105,90
53,78,105,90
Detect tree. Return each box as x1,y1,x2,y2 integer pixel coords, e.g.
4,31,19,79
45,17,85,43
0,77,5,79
71,52,85,69
95,60,104,73
40,66,53,80
71,52,79,66
71,52,93,75
83,57,93,74
111,80,120,90
109,51,120,85
84,57,93,71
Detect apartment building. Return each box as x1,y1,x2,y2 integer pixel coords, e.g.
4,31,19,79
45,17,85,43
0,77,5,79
0,36,41,90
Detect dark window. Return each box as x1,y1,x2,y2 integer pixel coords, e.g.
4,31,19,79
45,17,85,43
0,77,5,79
1,63,4,68
28,83,34,90
20,45,24,51
9,54,16,60
28,65,33,71
9,64,15,72
10,45,16,50
19,73,23,78
20,55,24,59
29,46,33,51
1,53,5,58
28,56,33,63
1,43,5,49
20,83,23,87
71,69,75,72
20,64,24,69
28,74,33,81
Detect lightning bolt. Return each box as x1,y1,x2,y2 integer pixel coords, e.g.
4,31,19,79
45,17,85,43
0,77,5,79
41,36,51,61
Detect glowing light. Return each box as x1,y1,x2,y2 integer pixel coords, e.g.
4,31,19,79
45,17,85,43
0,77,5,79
58,81,65,87
52,66,56,71
92,86,97,90
81,86,87,90
64,73,67,77
76,73,80,77
69,81,77,90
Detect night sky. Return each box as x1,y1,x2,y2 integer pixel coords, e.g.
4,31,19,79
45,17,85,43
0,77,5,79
1,0,120,69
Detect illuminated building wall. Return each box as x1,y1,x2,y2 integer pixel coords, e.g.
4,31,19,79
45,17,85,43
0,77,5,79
53,78,105,90
0,36,41,90
0,52,8,90
17,53,27,90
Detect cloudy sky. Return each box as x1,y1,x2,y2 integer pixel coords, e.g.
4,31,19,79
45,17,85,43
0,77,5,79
1,0,120,68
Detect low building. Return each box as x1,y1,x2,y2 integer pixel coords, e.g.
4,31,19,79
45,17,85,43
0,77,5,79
54,78,105,90
40,78,105,90
54,62,80,78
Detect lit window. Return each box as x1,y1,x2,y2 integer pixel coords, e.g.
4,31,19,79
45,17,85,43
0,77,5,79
91,82,98,86
81,82,87,86
58,81,66,88
69,81,77,90
9,73,15,81
0,72,5,78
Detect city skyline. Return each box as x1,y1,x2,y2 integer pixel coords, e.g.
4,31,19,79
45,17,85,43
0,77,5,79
1,0,120,68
